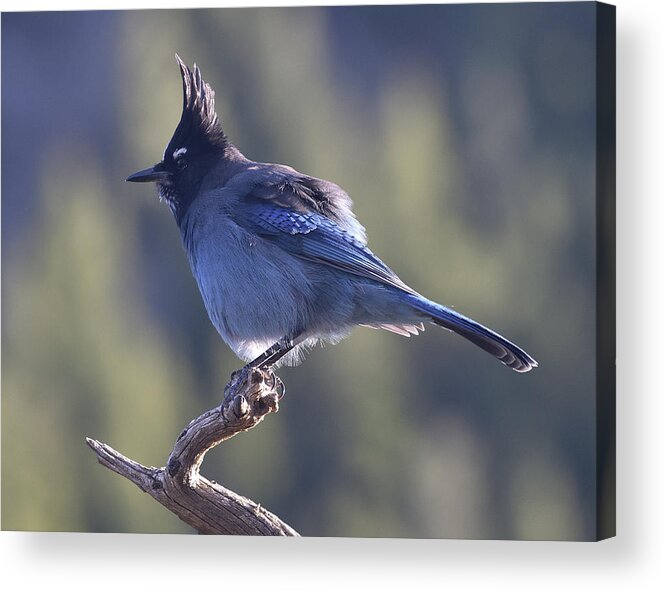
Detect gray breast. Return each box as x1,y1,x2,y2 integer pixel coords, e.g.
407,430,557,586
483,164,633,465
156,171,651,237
181,197,318,360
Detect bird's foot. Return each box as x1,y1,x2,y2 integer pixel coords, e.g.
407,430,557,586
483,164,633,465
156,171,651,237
268,371,286,400
222,365,285,409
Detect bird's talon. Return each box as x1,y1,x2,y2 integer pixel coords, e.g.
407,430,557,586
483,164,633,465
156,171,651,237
273,374,285,400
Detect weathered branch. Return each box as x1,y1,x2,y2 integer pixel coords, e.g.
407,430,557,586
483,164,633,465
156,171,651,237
86,367,299,535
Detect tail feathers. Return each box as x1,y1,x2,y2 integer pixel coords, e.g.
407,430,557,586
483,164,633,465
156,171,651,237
361,322,425,337
406,295,538,373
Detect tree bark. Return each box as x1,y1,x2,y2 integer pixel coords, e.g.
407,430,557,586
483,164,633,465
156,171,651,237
86,367,299,536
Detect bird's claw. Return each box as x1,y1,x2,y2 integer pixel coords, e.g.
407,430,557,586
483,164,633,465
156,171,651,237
222,365,285,404
271,372,286,400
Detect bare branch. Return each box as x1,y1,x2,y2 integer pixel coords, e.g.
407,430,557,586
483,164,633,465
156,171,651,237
87,367,299,536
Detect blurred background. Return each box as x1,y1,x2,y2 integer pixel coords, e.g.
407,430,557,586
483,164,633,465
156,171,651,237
2,4,598,539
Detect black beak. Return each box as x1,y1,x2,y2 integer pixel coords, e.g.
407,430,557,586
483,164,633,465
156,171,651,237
126,163,172,183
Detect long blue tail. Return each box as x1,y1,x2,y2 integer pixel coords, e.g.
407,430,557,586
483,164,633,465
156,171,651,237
405,294,538,373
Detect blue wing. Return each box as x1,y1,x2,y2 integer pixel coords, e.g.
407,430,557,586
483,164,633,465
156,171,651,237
234,202,417,295
232,202,538,373
223,164,367,241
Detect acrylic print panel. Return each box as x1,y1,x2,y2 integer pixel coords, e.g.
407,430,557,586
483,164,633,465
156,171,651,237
1,2,615,540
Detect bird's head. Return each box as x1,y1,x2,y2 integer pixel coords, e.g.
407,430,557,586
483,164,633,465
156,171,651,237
127,55,229,220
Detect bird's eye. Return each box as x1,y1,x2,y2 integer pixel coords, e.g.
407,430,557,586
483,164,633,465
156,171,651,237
172,147,188,171
175,155,187,170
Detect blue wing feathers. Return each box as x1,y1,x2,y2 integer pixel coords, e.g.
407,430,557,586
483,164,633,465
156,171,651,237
236,201,537,373
240,203,415,293
245,205,319,235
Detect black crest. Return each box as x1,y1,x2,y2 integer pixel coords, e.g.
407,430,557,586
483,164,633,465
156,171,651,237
168,55,227,153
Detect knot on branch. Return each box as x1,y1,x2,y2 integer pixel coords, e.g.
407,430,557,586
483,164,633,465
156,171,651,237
167,367,284,485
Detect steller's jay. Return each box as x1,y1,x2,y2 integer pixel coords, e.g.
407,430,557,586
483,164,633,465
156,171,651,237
127,56,537,376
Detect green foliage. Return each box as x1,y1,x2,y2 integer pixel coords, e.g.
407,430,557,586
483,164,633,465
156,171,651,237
3,151,192,532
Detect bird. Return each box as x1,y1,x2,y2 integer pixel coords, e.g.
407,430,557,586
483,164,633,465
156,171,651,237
127,55,538,376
